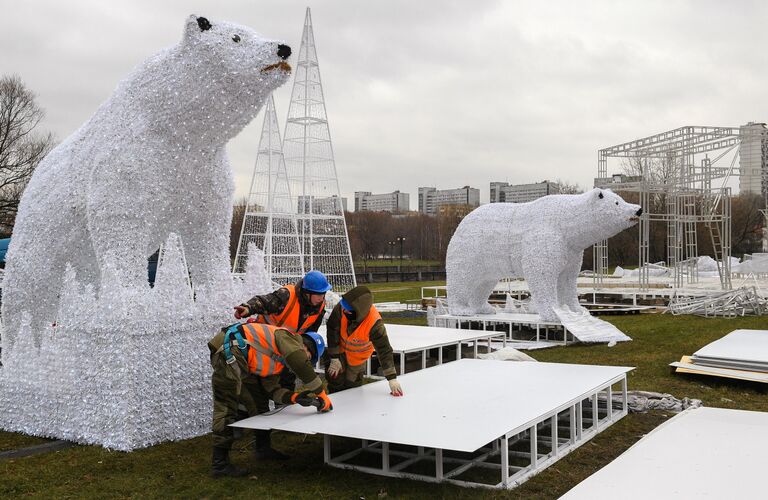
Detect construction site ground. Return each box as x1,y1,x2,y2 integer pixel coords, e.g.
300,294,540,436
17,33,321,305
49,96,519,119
2,281,767,499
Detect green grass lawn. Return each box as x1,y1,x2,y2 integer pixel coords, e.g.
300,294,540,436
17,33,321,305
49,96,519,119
2,285,766,498
367,280,445,303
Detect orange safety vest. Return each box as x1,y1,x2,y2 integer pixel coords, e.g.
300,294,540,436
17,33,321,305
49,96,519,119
261,284,324,335
339,305,382,366
239,322,286,377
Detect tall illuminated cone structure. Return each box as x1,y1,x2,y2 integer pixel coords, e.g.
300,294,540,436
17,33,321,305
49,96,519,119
282,7,356,292
233,95,304,285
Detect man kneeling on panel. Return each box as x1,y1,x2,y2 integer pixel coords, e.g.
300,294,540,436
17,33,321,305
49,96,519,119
208,321,332,478
324,285,404,396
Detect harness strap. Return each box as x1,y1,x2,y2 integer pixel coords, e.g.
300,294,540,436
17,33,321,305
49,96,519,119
222,323,283,363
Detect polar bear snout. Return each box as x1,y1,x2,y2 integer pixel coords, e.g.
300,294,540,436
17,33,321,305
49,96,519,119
635,208,643,217
277,44,291,60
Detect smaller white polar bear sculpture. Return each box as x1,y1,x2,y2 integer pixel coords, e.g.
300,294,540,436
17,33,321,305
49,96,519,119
447,189,641,321
2,15,292,340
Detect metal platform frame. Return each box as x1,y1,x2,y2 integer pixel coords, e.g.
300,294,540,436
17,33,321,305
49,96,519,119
323,373,628,489
365,325,508,378
432,312,576,346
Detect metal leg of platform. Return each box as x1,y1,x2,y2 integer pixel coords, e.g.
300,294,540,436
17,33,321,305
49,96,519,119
438,346,443,365
551,414,559,457
323,375,630,490
607,385,614,423
422,350,427,370
501,435,510,487
400,353,406,376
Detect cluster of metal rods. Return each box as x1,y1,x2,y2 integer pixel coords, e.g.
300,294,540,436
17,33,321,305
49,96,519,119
668,286,767,317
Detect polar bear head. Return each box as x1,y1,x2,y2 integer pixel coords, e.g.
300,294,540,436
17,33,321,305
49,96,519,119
182,15,291,86
141,15,294,138
585,188,642,241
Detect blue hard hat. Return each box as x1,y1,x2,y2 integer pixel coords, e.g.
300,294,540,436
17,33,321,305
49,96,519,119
339,298,352,311
302,270,332,293
302,331,326,365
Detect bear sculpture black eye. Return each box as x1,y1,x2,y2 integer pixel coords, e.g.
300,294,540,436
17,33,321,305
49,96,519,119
598,192,604,199
232,34,241,43
615,201,619,205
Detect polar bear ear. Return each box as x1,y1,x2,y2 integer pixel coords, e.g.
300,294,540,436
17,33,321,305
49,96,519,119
183,14,211,41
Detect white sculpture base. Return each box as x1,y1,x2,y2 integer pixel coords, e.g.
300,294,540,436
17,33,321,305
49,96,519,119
0,238,274,451
0,316,216,451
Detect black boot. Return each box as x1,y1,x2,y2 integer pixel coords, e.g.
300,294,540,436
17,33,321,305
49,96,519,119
211,447,249,478
253,430,290,460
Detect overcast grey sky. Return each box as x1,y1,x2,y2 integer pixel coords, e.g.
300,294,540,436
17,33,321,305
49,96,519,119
3,0,767,208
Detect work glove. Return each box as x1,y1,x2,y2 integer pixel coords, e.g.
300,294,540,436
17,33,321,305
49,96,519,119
316,390,333,412
388,379,404,397
327,358,343,379
233,304,250,319
290,390,316,407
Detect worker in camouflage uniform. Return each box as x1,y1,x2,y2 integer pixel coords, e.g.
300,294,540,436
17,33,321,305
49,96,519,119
208,321,331,478
233,269,330,334
233,270,331,393
324,285,404,396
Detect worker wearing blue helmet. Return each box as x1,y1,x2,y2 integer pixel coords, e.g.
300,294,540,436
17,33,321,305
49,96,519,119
208,322,331,477
234,270,331,335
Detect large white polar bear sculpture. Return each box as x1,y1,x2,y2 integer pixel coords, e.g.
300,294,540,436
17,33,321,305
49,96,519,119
446,189,641,321
2,15,292,339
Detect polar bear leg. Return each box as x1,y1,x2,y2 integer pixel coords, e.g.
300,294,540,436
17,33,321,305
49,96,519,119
522,240,565,322
558,251,585,311
180,206,233,314
89,215,152,296
447,256,499,315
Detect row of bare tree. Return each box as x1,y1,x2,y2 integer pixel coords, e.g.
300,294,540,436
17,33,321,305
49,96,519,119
0,76,55,236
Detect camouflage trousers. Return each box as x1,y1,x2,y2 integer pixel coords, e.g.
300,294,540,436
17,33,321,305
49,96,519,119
324,353,367,394
210,349,273,450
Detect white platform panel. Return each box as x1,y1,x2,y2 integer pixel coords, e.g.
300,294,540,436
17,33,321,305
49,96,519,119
317,324,507,376
379,323,505,352
234,360,631,452
234,359,631,489
692,329,768,368
563,407,768,499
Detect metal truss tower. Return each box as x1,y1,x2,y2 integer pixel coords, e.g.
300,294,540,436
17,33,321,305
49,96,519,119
233,95,304,285
593,125,768,291
282,7,356,292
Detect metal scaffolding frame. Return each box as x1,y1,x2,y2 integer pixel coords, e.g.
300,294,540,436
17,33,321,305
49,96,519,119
592,125,766,291
282,7,356,293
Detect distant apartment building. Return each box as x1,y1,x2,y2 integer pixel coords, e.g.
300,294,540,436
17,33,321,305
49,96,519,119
739,122,768,198
297,195,348,214
354,190,410,212
489,180,561,203
418,186,480,216
490,182,508,203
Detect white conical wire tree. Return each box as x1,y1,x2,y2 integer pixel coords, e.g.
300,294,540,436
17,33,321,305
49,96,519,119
233,95,304,285
282,7,356,293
